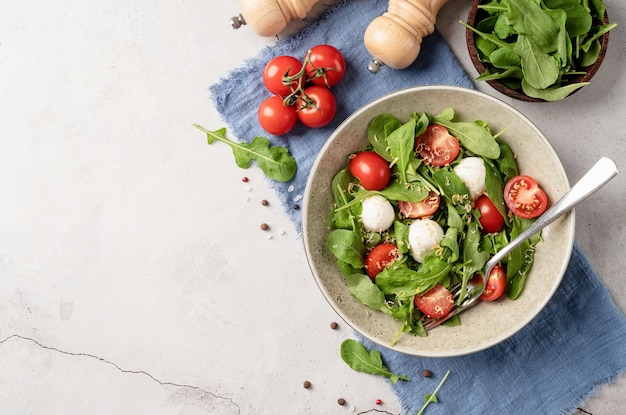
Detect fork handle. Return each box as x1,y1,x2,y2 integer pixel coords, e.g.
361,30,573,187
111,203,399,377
487,157,618,270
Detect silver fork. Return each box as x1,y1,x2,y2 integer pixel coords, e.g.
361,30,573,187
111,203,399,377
420,157,618,331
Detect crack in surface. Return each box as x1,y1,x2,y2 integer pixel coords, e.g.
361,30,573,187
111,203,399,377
0,334,241,414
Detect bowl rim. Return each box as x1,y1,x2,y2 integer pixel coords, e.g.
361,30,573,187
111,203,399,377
302,85,575,357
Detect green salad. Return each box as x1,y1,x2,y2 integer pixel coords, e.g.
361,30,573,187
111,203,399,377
326,108,546,343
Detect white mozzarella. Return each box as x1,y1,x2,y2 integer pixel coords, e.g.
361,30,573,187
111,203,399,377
408,218,444,263
453,156,486,199
360,195,395,232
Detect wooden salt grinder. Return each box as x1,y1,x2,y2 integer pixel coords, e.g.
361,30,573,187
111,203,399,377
364,0,451,73
230,0,321,37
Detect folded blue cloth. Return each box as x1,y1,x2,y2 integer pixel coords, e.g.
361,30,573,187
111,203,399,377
209,0,626,413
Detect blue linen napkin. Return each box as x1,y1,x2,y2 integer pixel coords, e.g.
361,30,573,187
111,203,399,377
208,0,626,414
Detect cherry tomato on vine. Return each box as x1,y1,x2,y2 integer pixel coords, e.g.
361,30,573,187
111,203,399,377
257,96,297,136
398,191,440,219
263,55,303,97
365,243,400,280
414,283,454,318
305,44,346,87
475,194,505,233
297,86,337,128
349,151,391,191
504,175,548,219
415,124,460,166
478,264,507,302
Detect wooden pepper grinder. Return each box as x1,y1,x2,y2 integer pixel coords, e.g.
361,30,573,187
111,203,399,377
230,0,321,37
364,0,451,73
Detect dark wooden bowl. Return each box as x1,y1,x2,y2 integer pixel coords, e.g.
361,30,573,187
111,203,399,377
466,0,611,102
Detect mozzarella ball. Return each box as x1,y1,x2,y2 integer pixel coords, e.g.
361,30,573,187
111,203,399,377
408,219,444,263
453,157,486,199
360,195,395,232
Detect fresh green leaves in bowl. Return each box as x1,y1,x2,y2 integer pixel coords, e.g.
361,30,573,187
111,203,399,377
463,0,617,101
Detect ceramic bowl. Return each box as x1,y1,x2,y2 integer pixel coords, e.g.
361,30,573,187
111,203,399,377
466,0,611,102
302,86,575,357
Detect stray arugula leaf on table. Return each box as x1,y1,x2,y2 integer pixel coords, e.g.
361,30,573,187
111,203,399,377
193,124,296,182
340,339,409,384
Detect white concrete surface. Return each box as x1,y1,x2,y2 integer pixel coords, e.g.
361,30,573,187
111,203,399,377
1,0,623,414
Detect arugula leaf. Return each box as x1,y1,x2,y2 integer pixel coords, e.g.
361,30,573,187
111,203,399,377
416,370,451,415
193,124,296,182
340,339,409,384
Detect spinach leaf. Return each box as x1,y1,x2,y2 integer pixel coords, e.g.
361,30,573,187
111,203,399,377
340,339,409,384
387,118,417,184
433,118,501,159
521,78,589,101
330,168,355,229
193,124,296,182
514,34,560,90
367,114,402,161
345,274,392,314
327,229,365,268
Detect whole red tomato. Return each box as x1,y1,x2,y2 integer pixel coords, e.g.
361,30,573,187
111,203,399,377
297,86,337,128
258,96,297,136
348,151,391,191
305,44,346,87
475,194,505,233
263,55,303,97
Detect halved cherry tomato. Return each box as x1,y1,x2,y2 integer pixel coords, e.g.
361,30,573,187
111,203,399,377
349,151,391,191
365,243,400,280
257,96,297,136
414,283,455,318
415,124,460,167
475,194,505,233
297,86,337,128
503,175,548,219
263,55,303,97
305,44,346,87
398,191,440,219
479,264,507,302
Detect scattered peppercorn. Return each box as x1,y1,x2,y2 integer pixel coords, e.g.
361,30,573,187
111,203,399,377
330,321,338,330
242,176,249,182
293,204,300,210
303,380,311,389
422,369,432,378
375,399,383,405
261,199,269,206
260,223,269,231
337,398,346,406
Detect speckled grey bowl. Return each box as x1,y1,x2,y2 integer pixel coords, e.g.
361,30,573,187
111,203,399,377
302,86,575,357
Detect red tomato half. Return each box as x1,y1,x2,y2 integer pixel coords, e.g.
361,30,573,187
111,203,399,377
414,283,455,318
415,124,460,166
305,44,346,87
398,191,440,218
257,96,297,136
504,175,548,219
263,55,303,97
349,151,391,191
479,264,507,302
297,86,337,128
365,243,400,280
475,194,505,233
